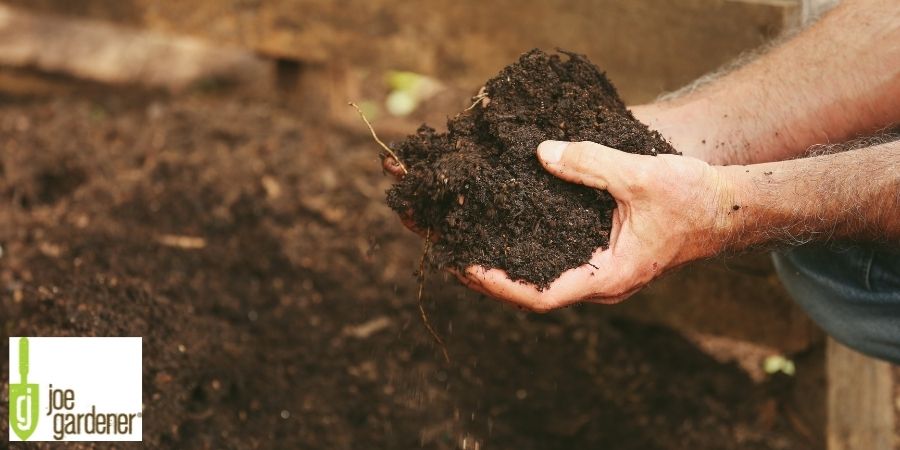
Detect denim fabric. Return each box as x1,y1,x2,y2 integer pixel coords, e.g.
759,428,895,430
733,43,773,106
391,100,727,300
773,244,900,364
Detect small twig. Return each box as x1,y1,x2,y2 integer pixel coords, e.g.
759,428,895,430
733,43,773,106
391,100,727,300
464,89,489,111
348,102,408,175
417,229,450,363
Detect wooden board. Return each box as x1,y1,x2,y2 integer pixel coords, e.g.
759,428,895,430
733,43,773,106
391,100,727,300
827,338,897,450
611,254,821,353
6,0,799,103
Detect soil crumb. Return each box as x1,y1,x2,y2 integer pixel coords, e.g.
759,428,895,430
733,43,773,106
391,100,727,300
387,49,678,287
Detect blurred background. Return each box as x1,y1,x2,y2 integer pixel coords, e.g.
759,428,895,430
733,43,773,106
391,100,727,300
2,0,895,449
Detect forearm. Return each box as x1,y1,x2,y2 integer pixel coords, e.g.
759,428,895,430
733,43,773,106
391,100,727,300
713,141,900,253
635,0,900,165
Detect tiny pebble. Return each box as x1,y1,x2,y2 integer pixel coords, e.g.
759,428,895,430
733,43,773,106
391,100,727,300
280,410,291,419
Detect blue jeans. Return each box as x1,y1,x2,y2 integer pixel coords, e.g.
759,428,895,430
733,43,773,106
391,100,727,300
773,244,900,364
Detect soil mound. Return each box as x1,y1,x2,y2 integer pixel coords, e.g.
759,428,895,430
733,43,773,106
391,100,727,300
388,49,677,287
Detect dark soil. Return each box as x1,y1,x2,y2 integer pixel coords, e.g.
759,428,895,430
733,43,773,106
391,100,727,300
0,71,814,449
388,50,677,287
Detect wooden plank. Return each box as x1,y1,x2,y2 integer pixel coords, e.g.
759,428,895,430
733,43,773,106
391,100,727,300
0,4,266,89
610,254,821,353
827,338,896,450
5,0,799,103
895,365,900,449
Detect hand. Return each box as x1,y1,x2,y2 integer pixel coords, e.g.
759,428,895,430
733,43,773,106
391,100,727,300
458,140,733,312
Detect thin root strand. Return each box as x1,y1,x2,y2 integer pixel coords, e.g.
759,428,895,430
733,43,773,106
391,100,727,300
417,229,450,363
465,89,490,111
348,102,408,175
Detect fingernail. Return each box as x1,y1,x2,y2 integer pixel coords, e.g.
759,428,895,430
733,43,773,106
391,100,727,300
537,140,568,163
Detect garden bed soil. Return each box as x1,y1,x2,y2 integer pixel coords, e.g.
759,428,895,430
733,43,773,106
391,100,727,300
1,73,812,449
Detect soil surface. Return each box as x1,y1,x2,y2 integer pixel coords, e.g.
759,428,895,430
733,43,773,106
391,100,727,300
0,71,813,449
388,50,677,287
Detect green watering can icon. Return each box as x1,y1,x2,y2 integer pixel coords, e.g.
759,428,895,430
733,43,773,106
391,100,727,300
9,337,39,441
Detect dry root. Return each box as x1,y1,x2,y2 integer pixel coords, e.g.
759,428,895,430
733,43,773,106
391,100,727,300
348,102,408,174
348,103,446,362
418,229,450,363
465,86,490,111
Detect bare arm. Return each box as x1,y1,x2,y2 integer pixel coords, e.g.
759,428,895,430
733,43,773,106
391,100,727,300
633,0,900,165
718,141,900,250
385,0,900,311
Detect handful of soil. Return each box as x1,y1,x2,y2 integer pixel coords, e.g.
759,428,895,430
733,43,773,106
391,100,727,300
387,49,677,288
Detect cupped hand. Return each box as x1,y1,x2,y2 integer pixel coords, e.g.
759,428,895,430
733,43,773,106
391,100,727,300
458,140,734,312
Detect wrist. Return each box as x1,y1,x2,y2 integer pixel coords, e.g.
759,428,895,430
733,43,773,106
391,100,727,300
668,159,739,265
709,165,754,254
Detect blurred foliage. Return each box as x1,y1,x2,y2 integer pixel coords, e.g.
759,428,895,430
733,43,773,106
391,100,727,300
384,70,442,117
763,355,796,376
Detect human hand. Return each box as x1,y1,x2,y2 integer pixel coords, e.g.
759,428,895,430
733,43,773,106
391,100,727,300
457,140,734,312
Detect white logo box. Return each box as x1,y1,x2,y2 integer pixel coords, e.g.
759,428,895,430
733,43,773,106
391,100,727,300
8,337,142,442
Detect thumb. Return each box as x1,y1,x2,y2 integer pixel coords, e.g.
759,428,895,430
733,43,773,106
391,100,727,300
536,140,639,197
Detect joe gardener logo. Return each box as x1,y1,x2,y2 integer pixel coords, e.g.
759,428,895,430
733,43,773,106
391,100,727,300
7,337,142,442
10,337,39,440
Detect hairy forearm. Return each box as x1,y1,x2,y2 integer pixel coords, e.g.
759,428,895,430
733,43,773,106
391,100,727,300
635,0,900,165
713,141,900,253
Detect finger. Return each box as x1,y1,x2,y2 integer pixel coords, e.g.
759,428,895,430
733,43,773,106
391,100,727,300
399,212,424,236
536,140,647,198
465,266,552,312
396,209,440,241
382,155,406,179
538,265,605,305
579,245,645,298
466,262,621,312
583,285,642,305
449,268,493,297
463,231,651,311
479,246,642,306
465,266,563,313
464,256,643,312
533,248,634,304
